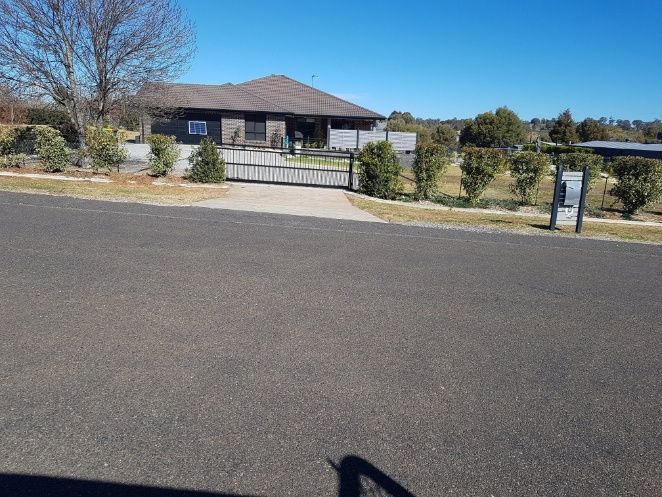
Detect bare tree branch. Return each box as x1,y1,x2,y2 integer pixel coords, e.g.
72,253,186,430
0,0,195,148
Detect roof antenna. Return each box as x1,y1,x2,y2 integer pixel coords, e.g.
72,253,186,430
311,75,318,88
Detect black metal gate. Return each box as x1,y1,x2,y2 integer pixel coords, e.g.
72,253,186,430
219,146,356,189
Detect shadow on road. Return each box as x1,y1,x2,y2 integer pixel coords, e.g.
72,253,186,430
0,455,416,497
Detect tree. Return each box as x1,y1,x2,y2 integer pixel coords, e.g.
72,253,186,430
412,143,449,200
85,127,128,173
26,107,79,144
34,126,70,172
459,107,526,148
509,152,550,205
549,109,579,144
147,134,179,176
555,152,604,189
617,119,631,131
610,157,662,214
460,147,508,204
0,0,195,150
577,118,609,142
431,124,458,154
357,141,401,199
187,137,226,183
645,120,662,141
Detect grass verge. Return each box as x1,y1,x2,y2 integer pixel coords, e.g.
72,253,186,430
399,164,662,223
0,174,227,205
348,196,662,244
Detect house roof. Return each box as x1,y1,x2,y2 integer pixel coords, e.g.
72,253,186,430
145,82,285,113
237,75,385,119
572,141,662,152
141,75,385,120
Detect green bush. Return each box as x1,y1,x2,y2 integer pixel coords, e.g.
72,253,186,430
187,137,226,183
509,151,551,205
0,153,27,168
147,134,179,176
609,156,662,214
412,143,449,200
34,126,70,172
0,126,17,155
554,152,604,189
85,127,128,173
460,147,508,204
26,107,78,144
357,140,402,199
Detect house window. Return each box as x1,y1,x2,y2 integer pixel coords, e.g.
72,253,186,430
245,114,266,141
188,121,207,135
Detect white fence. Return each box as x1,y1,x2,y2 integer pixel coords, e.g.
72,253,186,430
328,129,417,151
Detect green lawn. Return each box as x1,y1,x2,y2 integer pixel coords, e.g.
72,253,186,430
284,154,351,169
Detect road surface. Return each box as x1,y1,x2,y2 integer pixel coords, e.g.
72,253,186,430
0,191,660,496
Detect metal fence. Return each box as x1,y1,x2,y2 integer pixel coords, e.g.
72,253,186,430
219,146,357,189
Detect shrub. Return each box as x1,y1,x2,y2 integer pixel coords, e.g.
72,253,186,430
357,140,402,199
609,156,662,214
412,143,449,200
0,126,17,155
85,127,128,173
147,134,179,176
509,151,551,205
0,153,27,168
554,152,604,189
187,137,226,183
459,147,508,204
34,126,70,172
26,107,78,144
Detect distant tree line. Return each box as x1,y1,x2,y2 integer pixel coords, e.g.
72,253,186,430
386,108,662,149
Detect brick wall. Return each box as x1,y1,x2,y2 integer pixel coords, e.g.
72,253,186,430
221,113,286,147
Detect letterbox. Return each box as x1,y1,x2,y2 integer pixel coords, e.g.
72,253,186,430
563,180,582,206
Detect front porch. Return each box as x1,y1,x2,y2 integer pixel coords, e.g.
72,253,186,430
285,116,374,148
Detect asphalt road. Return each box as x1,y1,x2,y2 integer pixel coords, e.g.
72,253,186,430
0,191,660,497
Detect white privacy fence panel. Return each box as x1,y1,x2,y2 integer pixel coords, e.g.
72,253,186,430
328,129,417,151
386,132,418,151
358,131,387,148
328,129,360,150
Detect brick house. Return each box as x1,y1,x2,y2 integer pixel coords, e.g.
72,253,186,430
139,75,385,147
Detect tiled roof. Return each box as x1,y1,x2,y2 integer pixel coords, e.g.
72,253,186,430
143,82,285,113
141,76,385,120
238,75,385,119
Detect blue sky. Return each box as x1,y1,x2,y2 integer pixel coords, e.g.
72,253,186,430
179,0,661,121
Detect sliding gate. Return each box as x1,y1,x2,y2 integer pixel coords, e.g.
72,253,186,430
219,146,357,189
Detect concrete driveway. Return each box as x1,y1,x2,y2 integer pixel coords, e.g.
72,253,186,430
194,182,383,222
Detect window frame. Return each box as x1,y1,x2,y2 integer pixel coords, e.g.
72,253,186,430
188,121,208,136
244,113,267,141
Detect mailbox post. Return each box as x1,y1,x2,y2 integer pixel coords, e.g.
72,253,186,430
549,165,590,233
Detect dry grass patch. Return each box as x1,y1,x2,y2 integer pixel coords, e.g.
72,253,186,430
0,174,226,205
399,164,662,222
348,196,662,244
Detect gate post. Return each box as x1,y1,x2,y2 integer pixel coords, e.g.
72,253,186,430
549,165,564,230
348,152,355,190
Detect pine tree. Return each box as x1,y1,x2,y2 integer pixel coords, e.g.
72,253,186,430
187,137,225,183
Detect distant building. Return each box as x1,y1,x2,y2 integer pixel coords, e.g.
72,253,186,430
571,141,662,160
